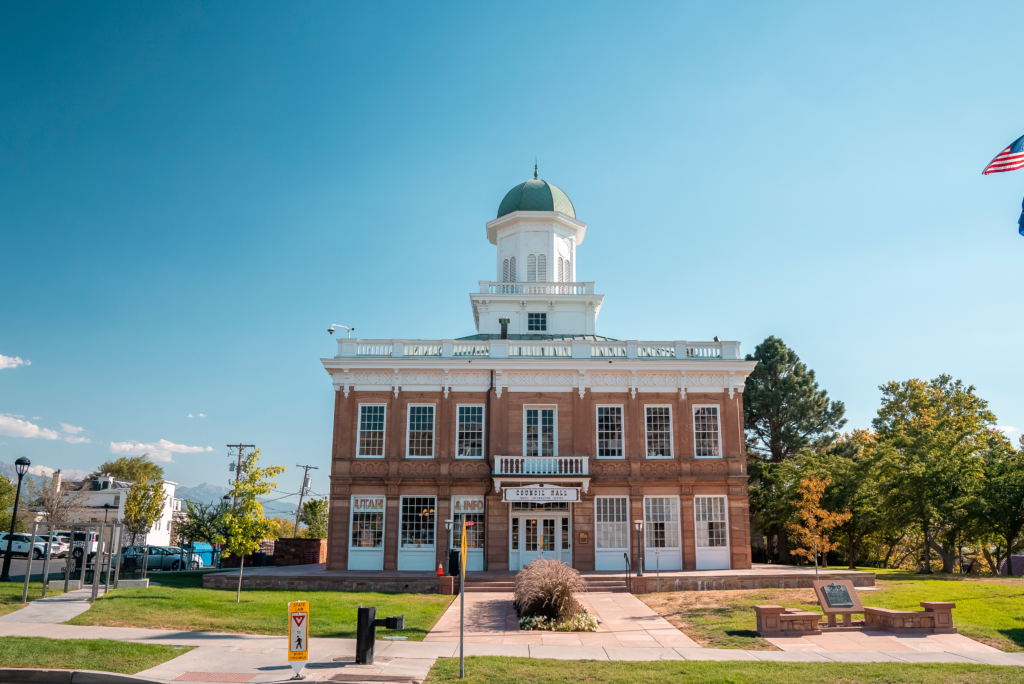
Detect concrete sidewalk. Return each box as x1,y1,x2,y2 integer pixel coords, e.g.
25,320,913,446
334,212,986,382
0,587,103,624
0,621,1020,683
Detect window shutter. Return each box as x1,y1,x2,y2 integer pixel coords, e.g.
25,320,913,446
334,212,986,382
509,256,516,282
527,254,537,282
538,254,546,281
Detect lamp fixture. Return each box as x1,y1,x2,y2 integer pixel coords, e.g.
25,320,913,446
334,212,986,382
14,457,30,477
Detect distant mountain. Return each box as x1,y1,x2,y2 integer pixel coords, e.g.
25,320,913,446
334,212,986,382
177,482,299,518
176,482,232,504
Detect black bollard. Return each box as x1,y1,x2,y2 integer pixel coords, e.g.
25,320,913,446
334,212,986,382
356,605,376,664
355,605,406,665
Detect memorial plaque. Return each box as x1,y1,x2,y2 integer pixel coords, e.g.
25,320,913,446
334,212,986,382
811,579,864,615
822,582,854,608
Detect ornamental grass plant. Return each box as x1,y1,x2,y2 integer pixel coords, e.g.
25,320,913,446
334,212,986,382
513,558,592,630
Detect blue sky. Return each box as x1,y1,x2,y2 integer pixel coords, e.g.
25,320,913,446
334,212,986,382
2,2,1022,501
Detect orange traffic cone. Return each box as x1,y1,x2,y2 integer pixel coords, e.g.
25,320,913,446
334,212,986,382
437,562,444,577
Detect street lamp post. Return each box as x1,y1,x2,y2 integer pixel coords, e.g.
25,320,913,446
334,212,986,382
633,519,644,578
0,457,31,582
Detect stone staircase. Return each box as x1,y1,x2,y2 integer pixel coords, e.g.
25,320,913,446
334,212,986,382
463,574,630,593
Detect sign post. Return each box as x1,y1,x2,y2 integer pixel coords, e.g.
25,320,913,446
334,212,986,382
459,519,473,679
288,600,309,679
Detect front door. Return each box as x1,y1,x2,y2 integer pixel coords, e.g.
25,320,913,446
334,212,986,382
510,516,571,570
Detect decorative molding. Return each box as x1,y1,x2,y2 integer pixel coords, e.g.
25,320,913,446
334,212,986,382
630,370,637,399
578,371,587,399
399,461,440,477
495,369,504,398
350,461,389,477
505,372,577,387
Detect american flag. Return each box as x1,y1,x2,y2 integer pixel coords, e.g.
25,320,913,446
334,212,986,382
983,134,1024,174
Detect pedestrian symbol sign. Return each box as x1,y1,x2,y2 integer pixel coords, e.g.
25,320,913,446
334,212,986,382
288,600,309,675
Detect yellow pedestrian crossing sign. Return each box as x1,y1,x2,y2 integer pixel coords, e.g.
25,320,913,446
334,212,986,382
288,600,309,676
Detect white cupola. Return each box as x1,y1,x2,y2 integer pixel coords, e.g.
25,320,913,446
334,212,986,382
468,172,604,337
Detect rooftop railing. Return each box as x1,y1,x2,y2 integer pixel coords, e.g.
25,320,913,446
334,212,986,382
479,280,595,295
338,339,741,360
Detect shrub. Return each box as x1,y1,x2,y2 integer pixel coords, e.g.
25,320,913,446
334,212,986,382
513,558,588,622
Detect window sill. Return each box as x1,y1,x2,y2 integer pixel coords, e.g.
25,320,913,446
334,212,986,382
405,455,435,459
455,456,484,460
596,456,625,460
645,455,673,460
355,455,385,459
694,455,723,459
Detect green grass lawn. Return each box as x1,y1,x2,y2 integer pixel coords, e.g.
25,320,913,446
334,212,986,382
66,571,453,640
425,656,1024,684
0,636,190,674
641,567,1024,652
0,582,63,618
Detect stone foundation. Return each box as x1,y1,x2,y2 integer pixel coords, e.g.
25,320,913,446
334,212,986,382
864,602,957,634
202,572,445,594
753,605,822,637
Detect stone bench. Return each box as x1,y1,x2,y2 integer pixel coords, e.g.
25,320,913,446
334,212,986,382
864,602,956,634
753,605,823,637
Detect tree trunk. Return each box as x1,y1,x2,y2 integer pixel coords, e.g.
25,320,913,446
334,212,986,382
848,531,856,570
776,525,790,564
927,540,957,574
236,555,245,603
920,516,932,574
983,548,999,575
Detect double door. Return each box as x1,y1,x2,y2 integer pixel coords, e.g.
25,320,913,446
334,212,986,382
510,516,571,570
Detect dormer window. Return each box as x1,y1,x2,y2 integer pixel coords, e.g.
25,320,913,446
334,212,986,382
528,313,547,331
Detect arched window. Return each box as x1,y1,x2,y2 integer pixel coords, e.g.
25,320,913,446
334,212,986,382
527,254,537,282
557,257,564,282
564,258,571,282
537,254,546,282
509,256,517,282
503,259,509,282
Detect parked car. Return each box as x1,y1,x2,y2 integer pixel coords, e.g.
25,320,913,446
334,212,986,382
52,530,99,556
0,533,58,559
33,536,68,558
121,546,202,571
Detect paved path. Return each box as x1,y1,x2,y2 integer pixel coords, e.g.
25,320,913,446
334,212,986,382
767,630,1002,655
426,592,700,648
0,621,1017,681
0,587,103,624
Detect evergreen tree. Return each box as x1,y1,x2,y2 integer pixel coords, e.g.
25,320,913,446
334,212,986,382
744,336,846,562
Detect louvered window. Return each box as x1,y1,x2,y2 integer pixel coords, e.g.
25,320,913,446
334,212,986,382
527,254,537,282
538,254,546,281
503,259,509,282
509,256,516,282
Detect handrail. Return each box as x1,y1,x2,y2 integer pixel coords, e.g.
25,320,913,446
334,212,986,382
624,552,631,594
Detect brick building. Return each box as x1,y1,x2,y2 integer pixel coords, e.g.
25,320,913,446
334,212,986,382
321,173,757,575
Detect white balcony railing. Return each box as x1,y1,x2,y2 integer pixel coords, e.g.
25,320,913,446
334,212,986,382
494,456,589,476
339,339,740,360
480,281,595,295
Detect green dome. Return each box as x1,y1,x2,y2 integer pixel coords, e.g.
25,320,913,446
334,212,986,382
497,178,575,219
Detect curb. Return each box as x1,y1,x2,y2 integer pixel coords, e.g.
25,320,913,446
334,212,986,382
0,668,162,683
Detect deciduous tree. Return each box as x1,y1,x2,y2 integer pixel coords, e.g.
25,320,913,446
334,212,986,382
976,437,1024,574
123,478,167,546
788,476,851,578
873,375,994,574
300,498,329,539
220,449,284,603
90,455,164,483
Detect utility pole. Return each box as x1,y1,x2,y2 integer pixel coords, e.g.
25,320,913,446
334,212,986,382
293,464,319,537
227,444,255,509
